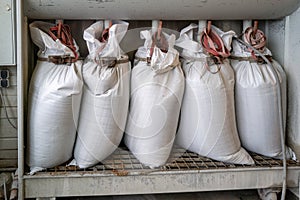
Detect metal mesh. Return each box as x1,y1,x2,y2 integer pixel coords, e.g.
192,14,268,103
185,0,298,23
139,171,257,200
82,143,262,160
39,147,299,174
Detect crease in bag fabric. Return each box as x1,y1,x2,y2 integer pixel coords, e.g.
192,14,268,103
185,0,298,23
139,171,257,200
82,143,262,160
124,30,185,168
71,21,131,168
27,21,83,174
231,29,295,159
175,24,254,165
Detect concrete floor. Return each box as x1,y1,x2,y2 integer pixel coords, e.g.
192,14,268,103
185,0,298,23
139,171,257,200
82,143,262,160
56,190,298,200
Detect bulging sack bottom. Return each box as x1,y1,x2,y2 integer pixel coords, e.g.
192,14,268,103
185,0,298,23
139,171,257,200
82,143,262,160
72,59,130,168
230,33,296,160
125,31,185,168
177,59,254,165
125,61,184,168
175,24,254,165
27,61,83,173
71,21,131,168
27,21,83,174
231,58,295,159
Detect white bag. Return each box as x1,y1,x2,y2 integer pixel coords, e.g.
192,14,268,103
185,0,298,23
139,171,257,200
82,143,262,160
71,21,131,168
231,37,294,159
175,24,254,165
124,31,185,168
27,21,83,173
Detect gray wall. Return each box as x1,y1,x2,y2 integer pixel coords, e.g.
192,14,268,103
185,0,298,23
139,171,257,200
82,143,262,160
0,0,17,170
0,66,18,169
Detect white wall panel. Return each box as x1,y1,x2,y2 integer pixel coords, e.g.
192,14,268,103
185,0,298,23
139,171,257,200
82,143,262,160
284,7,300,158
0,0,15,65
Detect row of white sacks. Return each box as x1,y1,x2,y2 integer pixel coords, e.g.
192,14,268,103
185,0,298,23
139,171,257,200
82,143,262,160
27,20,296,173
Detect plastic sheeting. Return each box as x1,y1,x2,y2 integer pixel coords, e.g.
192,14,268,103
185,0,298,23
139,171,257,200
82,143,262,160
27,21,83,173
72,21,131,168
124,30,185,168
175,24,254,165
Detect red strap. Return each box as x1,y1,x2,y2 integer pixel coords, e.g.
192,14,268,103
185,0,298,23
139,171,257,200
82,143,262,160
100,21,112,43
100,28,109,43
48,21,78,61
200,22,230,64
147,21,168,64
243,21,267,59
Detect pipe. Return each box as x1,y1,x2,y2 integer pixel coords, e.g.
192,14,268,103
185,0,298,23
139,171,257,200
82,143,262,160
253,21,258,36
157,20,162,40
207,20,212,33
16,0,25,199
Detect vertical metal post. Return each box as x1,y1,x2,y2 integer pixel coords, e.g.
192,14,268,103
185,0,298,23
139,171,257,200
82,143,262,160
16,0,25,199
152,20,159,33
298,175,300,200
243,20,252,32
197,20,207,42
55,19,64,24
104,20,111,29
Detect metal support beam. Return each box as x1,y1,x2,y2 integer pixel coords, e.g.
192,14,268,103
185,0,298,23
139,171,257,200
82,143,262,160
197,20,206,42
23,166,300,198
23,0,300,20
16,0,25,199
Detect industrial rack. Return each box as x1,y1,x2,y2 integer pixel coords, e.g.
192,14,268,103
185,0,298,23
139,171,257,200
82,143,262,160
16,0,300,198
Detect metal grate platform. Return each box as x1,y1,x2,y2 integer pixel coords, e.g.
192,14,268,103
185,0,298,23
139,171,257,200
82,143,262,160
33,147,299,176
23,147,300,198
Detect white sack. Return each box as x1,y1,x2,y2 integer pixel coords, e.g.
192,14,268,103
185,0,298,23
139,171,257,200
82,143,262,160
175,24,254,165
72,21,131,168
124,31,185,168
231,38,294,159
27,21,83,173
